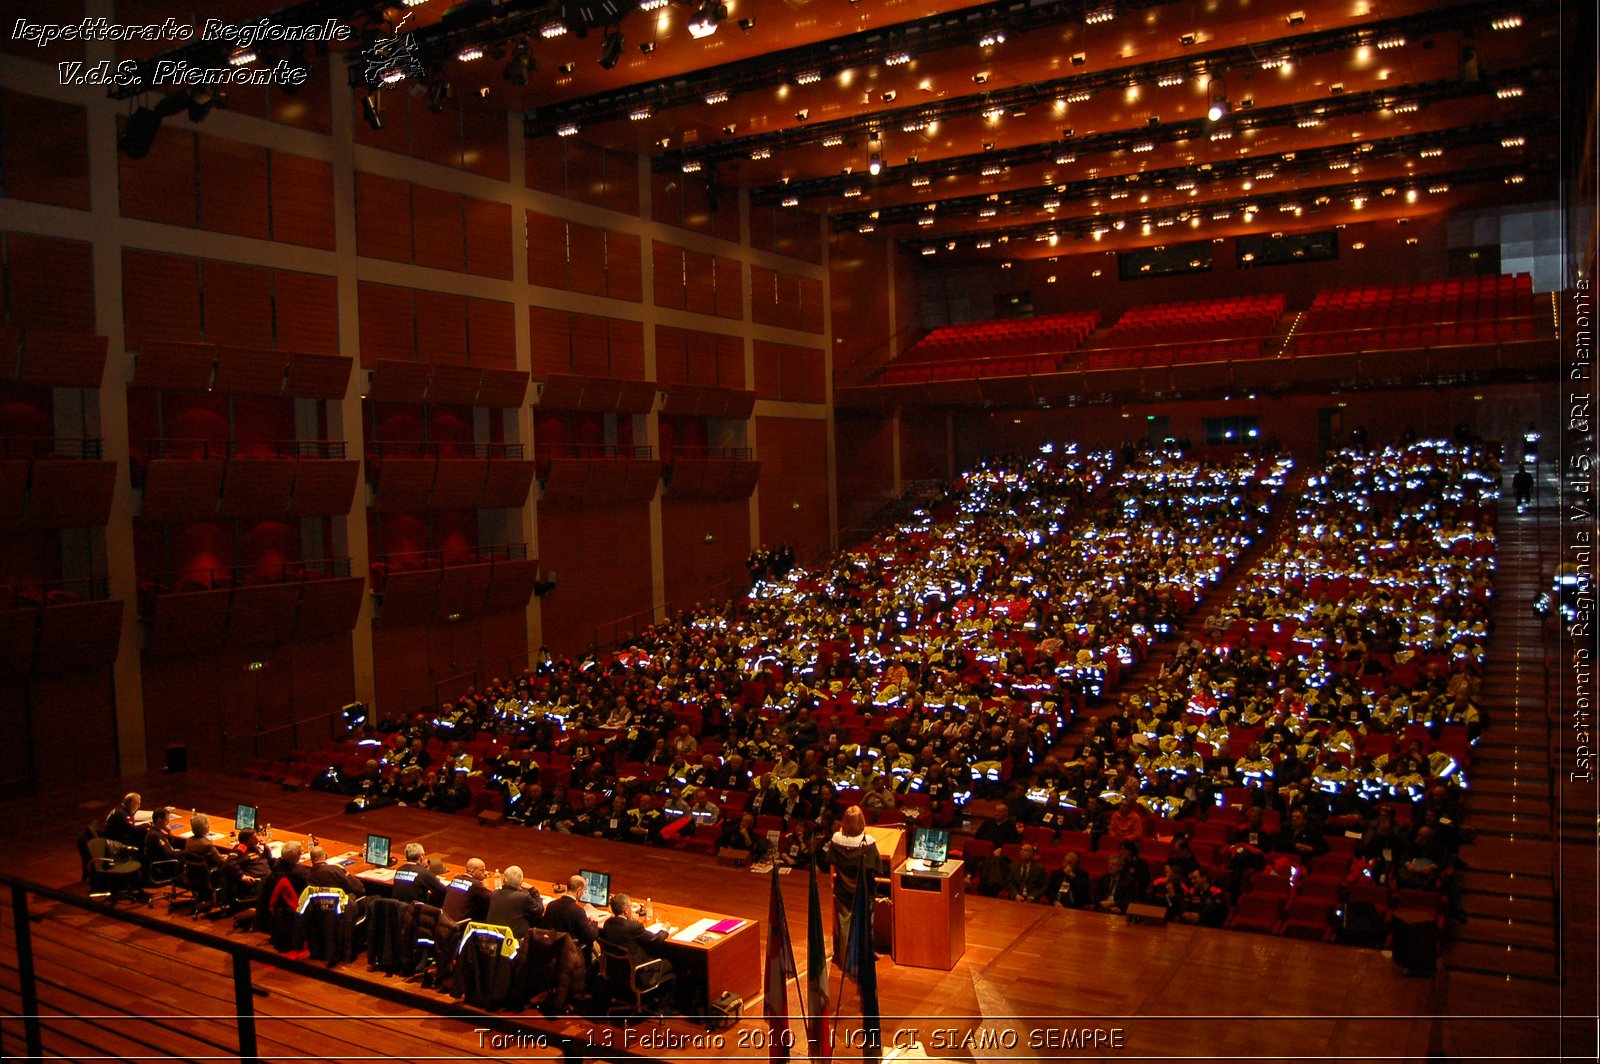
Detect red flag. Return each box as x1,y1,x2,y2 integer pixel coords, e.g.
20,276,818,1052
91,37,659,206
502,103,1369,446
765,866,797,1061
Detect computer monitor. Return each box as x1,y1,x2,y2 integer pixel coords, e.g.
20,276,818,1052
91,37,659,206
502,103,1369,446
911,827,950,866
578,869,610,907
234,804,258,833
364,834,392,868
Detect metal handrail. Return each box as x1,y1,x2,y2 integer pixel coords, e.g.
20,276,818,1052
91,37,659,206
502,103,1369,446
0,436,104,460
142,558,354,593
535,444,655,461
366,441,525,460
664,445,755,461
373,543,529,572
143,438,349,460
0,872,578,1064
0,576,111,608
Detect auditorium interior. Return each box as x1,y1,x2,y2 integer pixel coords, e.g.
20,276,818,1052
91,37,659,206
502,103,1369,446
0,0,1595,1060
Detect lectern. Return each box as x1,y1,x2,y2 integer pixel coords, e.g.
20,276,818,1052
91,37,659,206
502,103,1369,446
890,859,965,970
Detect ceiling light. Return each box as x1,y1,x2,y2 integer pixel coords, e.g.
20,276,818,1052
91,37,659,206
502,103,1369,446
638,41,655,53
558,62,575,74
901,118,927,132
640,0,668,8
1179,32,1196,46
738,17,755,30
688,0,727,39
681,160,702,173
599,29,624,69
1207,79,1228,121
822,135,844,146
842,186,862,197
917,216,935,226
1406,237,1419,245
1429,183,1450,193
750,147,771,160
1419,147,1443,158
1055,152,1076,165
1376,36,1406,49
1131,141,1154,152
979,207,998,218
796,69,822,85
881,90,897,102
1491,14,1523,29
556,122,579,136
979,30,1006,47
228,49,257,67
1505,173,1525,183
627,108,651,122
1259,55,1288,70
911,175,931,187
980,163,1003,175
704,90,729,104
1287,11,1305,24
1390,101,1420,113
1157,73,1183,87
456,45,485,62
976,240,993,248
921,247,936,255
782,196,799,206
1502,135,1526,147
795,108,809,121
1071,53,1087,67
1351,241,1365,250
539,21,567,38
973,72,989,84
1066,89,1092,103
1496,85,1524,98
983,106,1005,121
885,51,912,66
868,135,882,176
1085,4,1116,25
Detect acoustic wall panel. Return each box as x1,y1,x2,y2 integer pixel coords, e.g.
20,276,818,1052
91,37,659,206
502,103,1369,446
140,459,225,520
224,583,301,647
371,458,435,512
212,346,288,396
480,461,535,509
283,352,351,399
374,568,440,627
34,599,123,672
218,460,296,517
0,608,38,676
436,562,493,618
430,459,489,510
295,577,365,639
146,589,231,656
16,331,108,389
288,460,359,516
25,460,116,528
484,558,539,613
132,340,216,391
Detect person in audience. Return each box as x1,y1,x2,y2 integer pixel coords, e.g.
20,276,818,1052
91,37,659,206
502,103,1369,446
1007,843,1049,903
544,874,601,954
1277,808,1329,865
1054,851,1092,909
143,808,184,867
181,813,226,876
1106,801,1145,845
275,840,309,894
1179,868,1229,927
1093,852,1138,915
392,842,447,906
627,793,666,845
486,865,543,937
717,811,769,862
226,829,274,907
442,858,493,924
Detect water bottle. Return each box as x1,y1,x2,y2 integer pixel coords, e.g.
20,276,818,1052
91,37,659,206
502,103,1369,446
645,897,654,922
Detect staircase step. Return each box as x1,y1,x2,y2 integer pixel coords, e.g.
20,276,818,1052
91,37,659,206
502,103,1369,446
1468,812,1554,836
1458,891,1556,922
1462,870,1554,900
1456,842,1552,876
1445,941,1560,982
1455,918,1558,951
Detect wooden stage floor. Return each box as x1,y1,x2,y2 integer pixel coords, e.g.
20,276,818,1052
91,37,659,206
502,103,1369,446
0,770,1567,1063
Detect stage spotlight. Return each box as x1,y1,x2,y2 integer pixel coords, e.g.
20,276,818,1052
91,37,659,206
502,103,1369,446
599,27,624,68
503,38,533,84
362,92,384,130
426,79,452,113
118,106,161,158
688,0,727,39
187,86,223,122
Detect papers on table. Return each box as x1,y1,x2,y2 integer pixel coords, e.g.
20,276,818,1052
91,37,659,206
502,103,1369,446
362,867,397,882
132,810,154,825
671,918,718,943
268,842,283,859
645,922,666,936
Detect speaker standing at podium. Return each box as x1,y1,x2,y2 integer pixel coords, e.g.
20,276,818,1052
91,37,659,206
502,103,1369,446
827,806,881,964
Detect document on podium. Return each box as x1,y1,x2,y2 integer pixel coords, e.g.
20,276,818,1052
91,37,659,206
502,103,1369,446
671,918,718,943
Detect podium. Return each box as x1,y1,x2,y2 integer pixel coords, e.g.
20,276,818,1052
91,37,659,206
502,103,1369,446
890,859,965,970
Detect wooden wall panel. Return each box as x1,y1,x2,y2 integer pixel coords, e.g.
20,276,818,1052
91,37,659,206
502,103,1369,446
828,230,893,379
569,313,608,375
661,498,750,609
716,334,746,389
269,152,335,250
411,184,465,272
197,135,270,240
6,234,95,333
755,415,830,563
118,123,194,228
602,147,640,215
714,256,743,320
467,297,515,368
749,265,777,327
684,249,716,315
529,306,570,375
609,318,645,379
273,270,339,354
655,326,686,386
202,261,273,347
569,222,608,297
414,291,468,365
535,503,652,657
800,277,825,334
835,411,896,534
526,210,568,290
460,102,510,180
356,282,415,366
464,197,512,280
355,172,413,263
653,241,685,310
607,231,642,302
1,90,88,210
124,250,202,348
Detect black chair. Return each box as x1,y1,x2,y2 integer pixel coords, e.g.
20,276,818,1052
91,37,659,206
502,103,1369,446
177,852,223,919
83,836,148,906
599,942,675,1024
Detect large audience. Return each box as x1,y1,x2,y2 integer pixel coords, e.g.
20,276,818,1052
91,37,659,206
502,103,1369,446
98,435,1495,956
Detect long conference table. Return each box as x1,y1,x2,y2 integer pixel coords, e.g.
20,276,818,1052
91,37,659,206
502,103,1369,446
166,808,764,1007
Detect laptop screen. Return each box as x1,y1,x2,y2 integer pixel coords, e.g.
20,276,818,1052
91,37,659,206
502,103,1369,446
234,804,258,833
578,869,610,907
911,827,950,864
364,834,391,867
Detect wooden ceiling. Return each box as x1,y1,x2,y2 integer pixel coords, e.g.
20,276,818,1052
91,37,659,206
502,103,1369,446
123,0,1565,260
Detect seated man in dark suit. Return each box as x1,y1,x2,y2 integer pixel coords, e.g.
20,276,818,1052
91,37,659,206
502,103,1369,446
485,865,543,937
1007,843,1050,903
442,858,494,924
544,874,601,955
392,842,447,906
307,845,367,897
598,892,672,990
226,830,275,908
104,792,148,849
274,840,310,894
143,807,185,867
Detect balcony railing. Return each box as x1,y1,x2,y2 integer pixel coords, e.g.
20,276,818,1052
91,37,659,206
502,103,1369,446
0,576,111,609
0,436,104,460
534,443,654,461
365,441,526,460
140,557,355,595
665,445,754,461
141,438,348,460
373,543,529,574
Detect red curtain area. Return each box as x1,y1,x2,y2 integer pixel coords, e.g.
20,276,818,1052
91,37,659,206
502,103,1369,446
239,519,298,578
233,397,295,454
371,511,480,564
429,405,473,453
434,509,478,563
371,403,426,447
135,518,305,584
377,512,430,561
660,416,708,459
